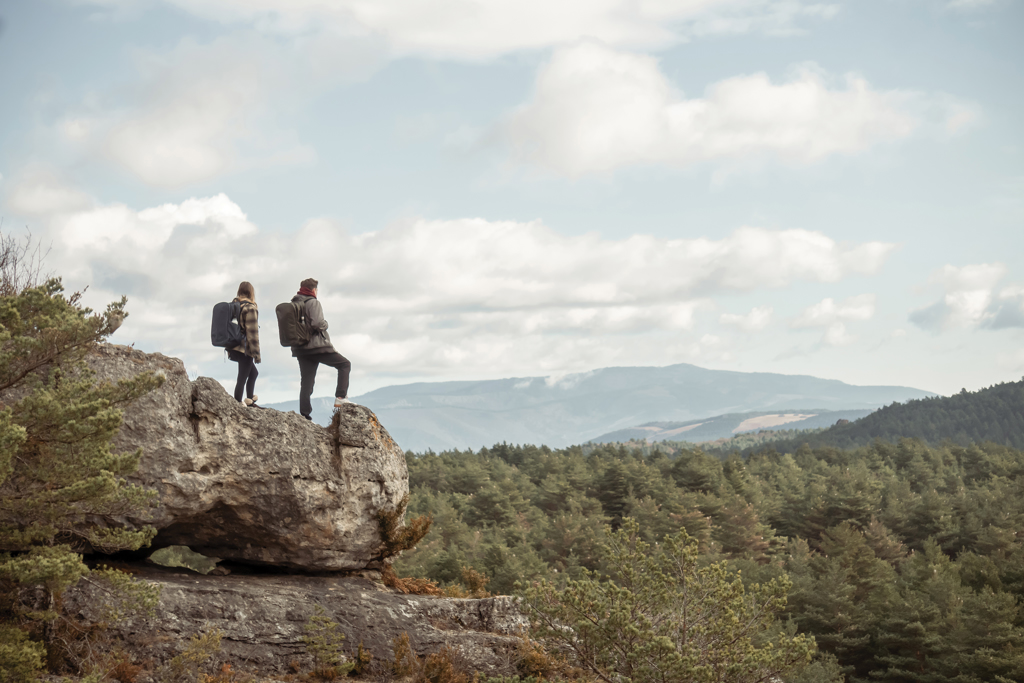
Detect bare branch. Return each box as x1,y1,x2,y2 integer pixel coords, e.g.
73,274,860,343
0,226,52,296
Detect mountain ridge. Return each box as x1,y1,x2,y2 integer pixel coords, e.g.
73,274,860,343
746,378,1024,452
266,363,934,451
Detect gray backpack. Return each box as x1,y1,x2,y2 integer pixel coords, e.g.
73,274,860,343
275,301,311,347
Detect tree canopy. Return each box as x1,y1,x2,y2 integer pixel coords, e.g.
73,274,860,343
397,438,1024,681
0,233,163,680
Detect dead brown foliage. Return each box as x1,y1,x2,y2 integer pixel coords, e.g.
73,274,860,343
381,564,445,596
376,494,433,560
414,645,470,683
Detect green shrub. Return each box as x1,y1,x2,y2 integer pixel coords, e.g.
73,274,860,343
0,625,45,683
157,627,223,683
301,604,354,680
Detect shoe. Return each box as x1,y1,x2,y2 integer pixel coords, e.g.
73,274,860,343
334,397,353,407
244,395,258,406
303,414,312,421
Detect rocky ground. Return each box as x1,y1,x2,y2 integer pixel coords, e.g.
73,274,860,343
50,345,529,681
66,561,528,681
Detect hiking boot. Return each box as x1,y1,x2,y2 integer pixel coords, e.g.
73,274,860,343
244,395,259,407
334,397,353,407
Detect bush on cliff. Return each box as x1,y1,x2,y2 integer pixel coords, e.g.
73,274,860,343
0,233,164,680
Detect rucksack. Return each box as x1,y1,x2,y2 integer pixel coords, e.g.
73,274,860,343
211,301,246,348
276,301,311,347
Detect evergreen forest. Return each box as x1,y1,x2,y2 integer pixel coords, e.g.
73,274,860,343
396,437,1024,681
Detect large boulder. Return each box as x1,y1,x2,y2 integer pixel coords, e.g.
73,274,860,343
88,344,409,571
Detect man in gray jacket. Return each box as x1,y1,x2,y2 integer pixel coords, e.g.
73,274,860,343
291,278,352,420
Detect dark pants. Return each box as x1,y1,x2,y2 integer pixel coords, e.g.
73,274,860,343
297,351,351,418
227,350,258,402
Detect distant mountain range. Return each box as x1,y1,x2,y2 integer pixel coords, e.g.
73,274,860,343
747,378,1024,452
264,363,934,452
590,409,874,444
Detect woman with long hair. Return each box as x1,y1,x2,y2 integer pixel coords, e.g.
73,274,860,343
229,281,261,405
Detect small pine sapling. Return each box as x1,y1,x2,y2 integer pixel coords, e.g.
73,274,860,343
301,605,354,680
157,627,223,683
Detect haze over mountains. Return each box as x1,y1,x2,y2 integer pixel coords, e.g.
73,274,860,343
590,409,875,444
265,363,934,452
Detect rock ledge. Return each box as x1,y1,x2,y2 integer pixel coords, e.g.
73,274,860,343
90,344,409,571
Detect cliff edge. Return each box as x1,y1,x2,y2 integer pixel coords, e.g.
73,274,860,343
88,344,409,571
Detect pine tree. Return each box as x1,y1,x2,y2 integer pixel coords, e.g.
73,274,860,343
870,539,1024,682
595,460,631,527
521,518,814,683
0,253,163,678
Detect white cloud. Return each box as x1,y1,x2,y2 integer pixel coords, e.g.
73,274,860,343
793,294,876,346
8,169,93,215
909,263,1009,332
18,180,896,397
502,43,974,176
54,4,962,187
57,34,335,188
821,322,855,347
720,305,773,331
794,293,875,327
107,0,839,60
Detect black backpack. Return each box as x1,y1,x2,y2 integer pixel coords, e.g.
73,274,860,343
276,301,311,347
211,301,246,348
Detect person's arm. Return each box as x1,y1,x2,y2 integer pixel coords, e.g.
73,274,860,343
306,299,329,332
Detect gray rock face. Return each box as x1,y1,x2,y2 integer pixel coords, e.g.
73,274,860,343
66,566,527,677
89,344,409,571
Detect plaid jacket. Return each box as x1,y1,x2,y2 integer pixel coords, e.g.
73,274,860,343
230,298,261,363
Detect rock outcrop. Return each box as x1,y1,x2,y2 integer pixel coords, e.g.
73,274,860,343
67,565,526,677
88,344,409,571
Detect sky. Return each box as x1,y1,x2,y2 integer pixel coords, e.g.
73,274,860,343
0,0,1022,404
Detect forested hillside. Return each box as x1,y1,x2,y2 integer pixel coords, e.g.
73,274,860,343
396,439,1024,681
759,378,1024,451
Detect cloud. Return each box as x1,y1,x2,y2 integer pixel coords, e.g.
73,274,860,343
793,294,875,327
7,169,93,215
16,179,896,396
793,294,876,346
720,305,773,331
985,286,1024,330
501,43,975,176
55,34,360,188
945,0,1000,11
909,263,1009,332
105,0,839,60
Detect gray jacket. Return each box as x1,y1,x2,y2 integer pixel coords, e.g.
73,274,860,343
291,294,336,355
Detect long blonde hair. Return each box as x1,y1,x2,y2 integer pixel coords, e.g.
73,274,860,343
236,281,255,303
